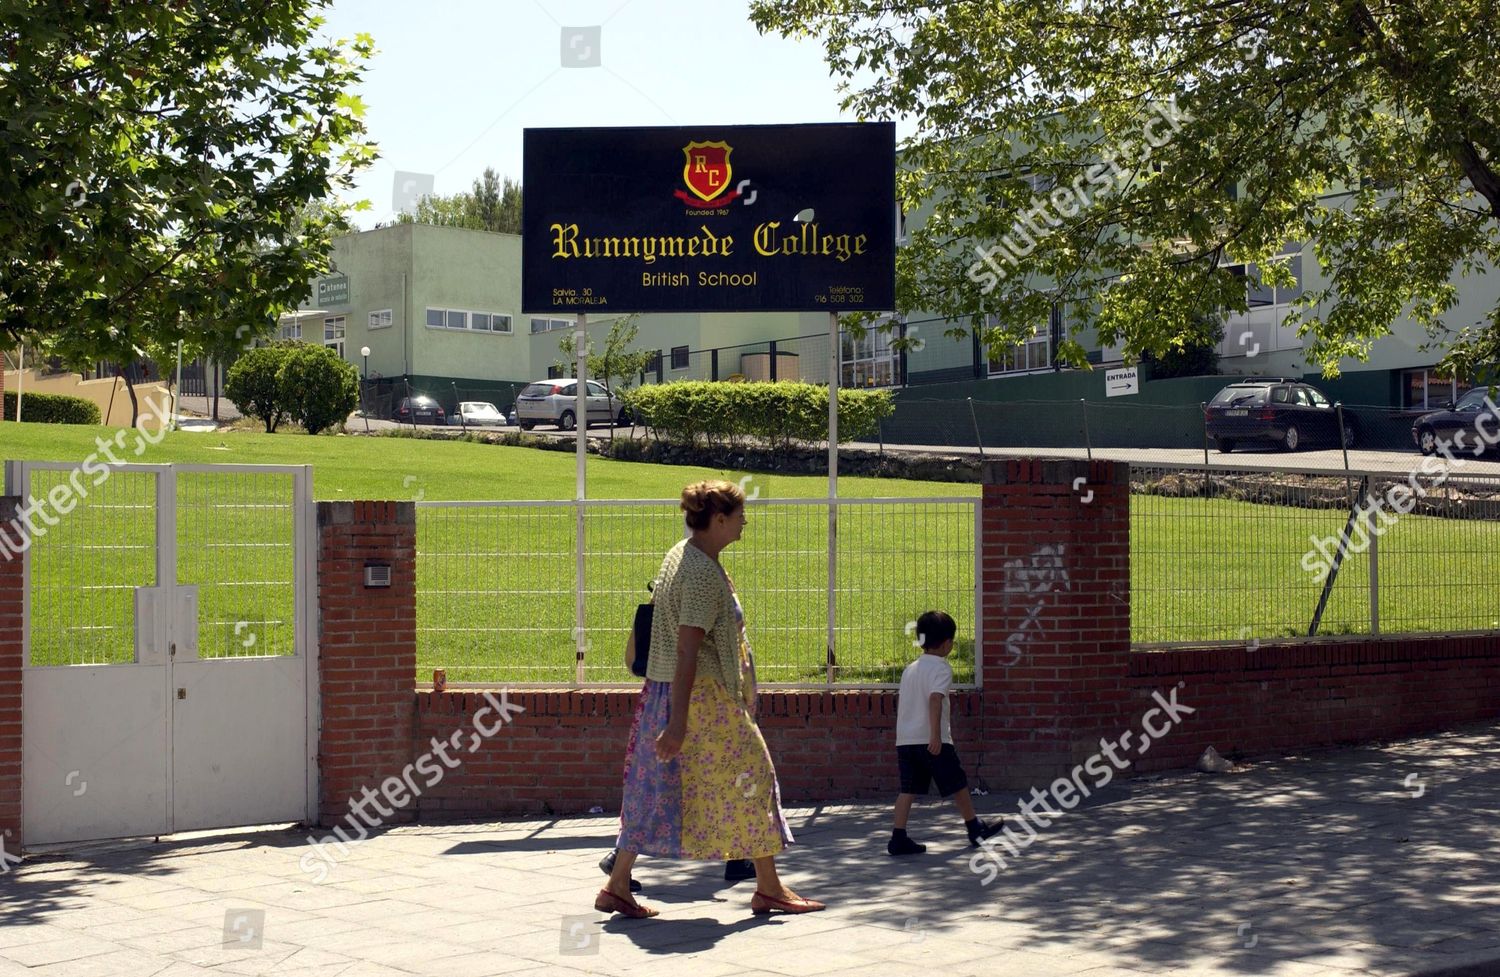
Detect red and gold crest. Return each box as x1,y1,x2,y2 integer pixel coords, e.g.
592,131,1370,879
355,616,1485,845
682,141,732,202
675,141,742,208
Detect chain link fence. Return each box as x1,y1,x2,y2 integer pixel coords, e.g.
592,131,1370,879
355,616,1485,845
1131,462,1500,645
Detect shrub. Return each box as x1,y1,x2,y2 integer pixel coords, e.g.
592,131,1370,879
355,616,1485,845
623,381,894,449
224,343,294,432
278,344,358,435
2,390,101,424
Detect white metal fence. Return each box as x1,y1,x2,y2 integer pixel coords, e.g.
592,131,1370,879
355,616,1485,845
415,496,980,687
1131,462,1500,645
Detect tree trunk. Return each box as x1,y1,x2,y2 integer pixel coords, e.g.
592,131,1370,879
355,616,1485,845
123,370,140,428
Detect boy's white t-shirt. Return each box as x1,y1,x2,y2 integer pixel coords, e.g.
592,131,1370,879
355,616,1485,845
895,653,954,746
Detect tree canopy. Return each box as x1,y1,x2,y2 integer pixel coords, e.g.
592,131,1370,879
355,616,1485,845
394,167,522,235
0,0,376,373
750,0,1500,377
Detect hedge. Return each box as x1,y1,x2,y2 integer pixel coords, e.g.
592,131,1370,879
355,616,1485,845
622,380,894,449
2,390,101,425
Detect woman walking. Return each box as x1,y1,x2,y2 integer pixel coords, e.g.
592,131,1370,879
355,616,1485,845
596,479,823,918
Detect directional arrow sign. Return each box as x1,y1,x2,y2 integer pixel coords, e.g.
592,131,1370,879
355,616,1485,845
1105,366,1139,398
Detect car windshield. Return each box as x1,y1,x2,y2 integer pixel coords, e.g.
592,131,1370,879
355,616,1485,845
1211,387,1267,407
1456,388,1492,411
466,403,499,414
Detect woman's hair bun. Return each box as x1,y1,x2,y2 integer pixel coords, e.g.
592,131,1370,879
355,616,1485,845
681,479,746,530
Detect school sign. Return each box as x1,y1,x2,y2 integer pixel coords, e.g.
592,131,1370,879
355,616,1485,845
521,123,896,314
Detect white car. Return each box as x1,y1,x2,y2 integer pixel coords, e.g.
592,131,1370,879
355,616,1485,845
448,401,507,427
514,379,625,430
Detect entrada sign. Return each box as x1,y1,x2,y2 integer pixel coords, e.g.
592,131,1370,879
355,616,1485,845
522,123,895,313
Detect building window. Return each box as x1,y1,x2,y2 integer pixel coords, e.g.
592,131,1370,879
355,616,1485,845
368,309,393,330
324,316,346,358
1402,368,1473,410
546,364,563,379
646,350,663,377
986,314,1053,377
670,345,690,370
279,321,302,341
425,308,512,335
840,326,899,387
1219,255,1304,358
530,317,572,334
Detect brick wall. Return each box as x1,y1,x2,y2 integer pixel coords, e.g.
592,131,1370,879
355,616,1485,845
0,498,21,852
411,689,989,818
1129,635,1500,773
316,501,418,826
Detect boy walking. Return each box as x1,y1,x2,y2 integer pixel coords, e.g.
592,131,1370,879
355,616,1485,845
888,610,1002,855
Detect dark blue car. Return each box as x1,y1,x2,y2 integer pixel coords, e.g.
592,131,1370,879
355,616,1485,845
1205,379,1354,453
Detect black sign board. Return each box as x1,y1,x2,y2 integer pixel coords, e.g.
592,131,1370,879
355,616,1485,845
522,123,895,314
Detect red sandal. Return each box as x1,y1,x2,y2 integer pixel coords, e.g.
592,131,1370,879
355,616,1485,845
594,888,659,918
750,890,826,915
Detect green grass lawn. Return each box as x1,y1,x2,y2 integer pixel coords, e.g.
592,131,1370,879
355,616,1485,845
5,423,1495,683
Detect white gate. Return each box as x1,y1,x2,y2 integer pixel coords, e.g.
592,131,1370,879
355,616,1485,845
6,462,318,847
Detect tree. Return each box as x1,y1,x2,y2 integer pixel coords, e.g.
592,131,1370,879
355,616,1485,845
394,167,522,234
1140,316,1225,380
279,344,358,435
1,0,377,418
224,344,294,433
749,0,1500,378
556,315,656,441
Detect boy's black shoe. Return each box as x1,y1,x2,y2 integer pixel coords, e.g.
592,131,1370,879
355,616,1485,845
724,859,756,882
598,849,642,893
887,834,927,856
968,818,1005,847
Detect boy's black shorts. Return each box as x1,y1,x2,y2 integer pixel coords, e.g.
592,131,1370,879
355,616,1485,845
896,743,968,797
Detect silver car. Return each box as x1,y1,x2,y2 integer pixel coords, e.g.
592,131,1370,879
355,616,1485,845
515,379,624,431
448,401,507,427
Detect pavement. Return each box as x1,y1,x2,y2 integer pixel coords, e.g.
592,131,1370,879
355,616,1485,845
3,722,1498,977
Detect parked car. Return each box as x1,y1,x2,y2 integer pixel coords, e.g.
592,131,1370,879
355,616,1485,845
1412,387,1500,456
514,379,625,430
448,401,507,427
393,395,445,425
1204,379,1355,453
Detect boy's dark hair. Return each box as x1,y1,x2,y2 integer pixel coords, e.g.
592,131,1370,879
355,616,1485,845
915,610,957,650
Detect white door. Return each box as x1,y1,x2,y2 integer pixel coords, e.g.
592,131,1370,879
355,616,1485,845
11,462,317,847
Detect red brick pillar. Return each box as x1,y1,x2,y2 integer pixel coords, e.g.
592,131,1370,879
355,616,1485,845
978,459,1132,785
316,501,417,826
0,498,23,853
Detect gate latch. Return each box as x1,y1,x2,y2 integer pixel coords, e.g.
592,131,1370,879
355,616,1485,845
177,688,186,700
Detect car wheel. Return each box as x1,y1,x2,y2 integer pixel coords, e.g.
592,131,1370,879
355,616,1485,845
617,408,630,425
1283,425,1300,451
1417,426,1437,455
558,409,576,431
519,421,535,431
1217,438,1236,454
1341,423,1357,449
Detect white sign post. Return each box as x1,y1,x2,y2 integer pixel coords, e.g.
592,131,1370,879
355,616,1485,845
1105,366,1139,398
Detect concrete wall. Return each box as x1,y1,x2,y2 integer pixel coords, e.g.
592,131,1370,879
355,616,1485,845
2,370,173,427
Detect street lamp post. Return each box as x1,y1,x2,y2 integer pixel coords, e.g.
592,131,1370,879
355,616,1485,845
359,346,371,432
